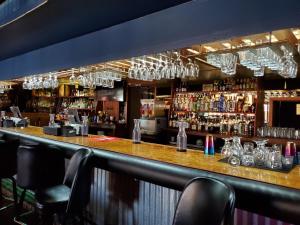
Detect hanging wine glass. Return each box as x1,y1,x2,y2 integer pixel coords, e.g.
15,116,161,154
69,68,77,85
174,52,184,78
149,62,157,80
51,74,59,89
23,77,28,89
128,59,135,79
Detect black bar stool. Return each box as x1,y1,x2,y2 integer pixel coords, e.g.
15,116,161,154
35,148,94,225
172,177,235,225
14,143,65,224
0,135,19,214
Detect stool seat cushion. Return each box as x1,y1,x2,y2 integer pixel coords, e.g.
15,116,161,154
36,184,70,212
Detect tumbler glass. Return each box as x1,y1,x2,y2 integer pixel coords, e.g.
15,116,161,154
228,137,243,166
241,142,255,166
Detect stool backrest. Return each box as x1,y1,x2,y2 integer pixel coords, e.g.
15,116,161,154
17,144,42,190
63,148,93,215
17,143,65,190
172,177,235,225
0,138,19,178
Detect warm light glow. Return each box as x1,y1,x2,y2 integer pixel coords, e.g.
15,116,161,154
203,46,217,52
114,61,131,67
242,39,255,45
265,34,278,42
222,43,231,49
292,29,300,39
147,56,161,61
106,63,124,68
135,58,154,64
187,48,200,54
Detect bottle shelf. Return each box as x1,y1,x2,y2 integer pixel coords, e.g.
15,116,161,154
59,96,95,98
175,89,257,95
68,108,94,111
33,96,57,99
164,127,254,139
173,110,255,115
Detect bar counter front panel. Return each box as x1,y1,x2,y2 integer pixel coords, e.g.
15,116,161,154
0,126,299,224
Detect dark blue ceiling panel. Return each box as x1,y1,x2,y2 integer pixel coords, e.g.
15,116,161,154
0,0,190,60
0,0,47,27
0,0,300,80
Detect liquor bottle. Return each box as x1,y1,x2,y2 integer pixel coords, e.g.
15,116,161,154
248,119,255,136
218,94,225,112
169,112,173,127
209,95,214,111
213,95,219,112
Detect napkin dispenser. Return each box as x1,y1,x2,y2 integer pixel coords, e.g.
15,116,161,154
61,126,77,137
10,117,28,128
43,126,62,136
2,119,14,128
15,119,29,127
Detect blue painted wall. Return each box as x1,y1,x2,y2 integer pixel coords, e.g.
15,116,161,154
0,0,300,79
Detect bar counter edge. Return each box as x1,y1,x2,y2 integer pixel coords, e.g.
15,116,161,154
0,128,299,224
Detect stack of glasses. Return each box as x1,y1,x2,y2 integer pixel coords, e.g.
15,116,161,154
128,52,199,81
69,67,123,89
257,126,300,140
207,45,298,78
23,73,59,90
221,137,298,170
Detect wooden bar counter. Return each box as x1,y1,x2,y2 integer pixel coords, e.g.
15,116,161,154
0,126,300,224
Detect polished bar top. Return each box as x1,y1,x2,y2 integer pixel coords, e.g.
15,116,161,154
1,126,300,190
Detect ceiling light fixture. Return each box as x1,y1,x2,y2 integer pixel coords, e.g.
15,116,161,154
187,48,200,54
292,29,300,39
114,61,131,67
222,43,231,49
203,46,217,52
242,39,255,46
265,34,278,42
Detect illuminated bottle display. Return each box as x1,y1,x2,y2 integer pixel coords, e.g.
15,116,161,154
169,80,257,137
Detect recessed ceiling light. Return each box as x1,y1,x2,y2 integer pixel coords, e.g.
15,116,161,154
135,58,153,64
292,29,300,39
147,56,160,61
203,46,216,52
114,61,130,67
187,48,200,54
222,43,231,49
242,39,255,45
265,34,278,42
106,63,124,68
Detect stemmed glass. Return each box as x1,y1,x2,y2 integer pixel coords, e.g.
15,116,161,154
174,52,184,78
128,52,199,81
279,46,298,78
69,68,77,85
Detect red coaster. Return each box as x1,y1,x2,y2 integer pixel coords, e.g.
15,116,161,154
89,136,119,142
